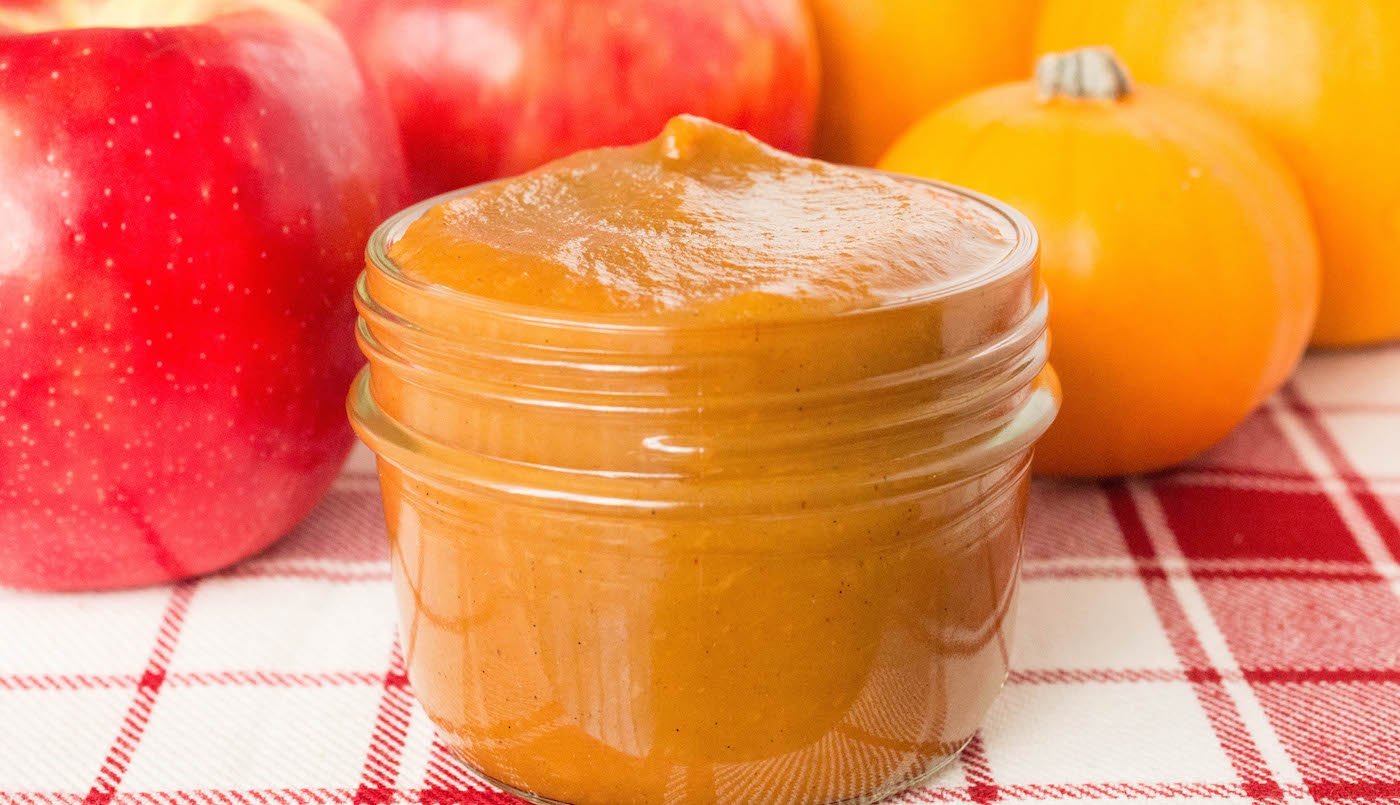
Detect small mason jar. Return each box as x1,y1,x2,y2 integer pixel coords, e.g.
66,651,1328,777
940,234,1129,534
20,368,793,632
349,177,1058,805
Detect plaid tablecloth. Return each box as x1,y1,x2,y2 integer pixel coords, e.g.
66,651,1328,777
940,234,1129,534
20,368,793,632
3,345,1398,804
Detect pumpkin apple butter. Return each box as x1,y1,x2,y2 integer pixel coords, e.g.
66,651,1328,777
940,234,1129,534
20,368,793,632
350,116,1057,805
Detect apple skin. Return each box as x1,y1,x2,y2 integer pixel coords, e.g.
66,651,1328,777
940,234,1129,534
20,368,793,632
0,7,407,589
318,0,819,199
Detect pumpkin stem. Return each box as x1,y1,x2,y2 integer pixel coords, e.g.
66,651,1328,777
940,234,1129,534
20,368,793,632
1036,47,1133,103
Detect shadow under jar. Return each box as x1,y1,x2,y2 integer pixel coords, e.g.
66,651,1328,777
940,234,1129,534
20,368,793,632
349,173,1056,804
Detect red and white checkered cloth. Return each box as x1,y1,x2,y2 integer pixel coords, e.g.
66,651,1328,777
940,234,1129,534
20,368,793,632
3,345,1399,805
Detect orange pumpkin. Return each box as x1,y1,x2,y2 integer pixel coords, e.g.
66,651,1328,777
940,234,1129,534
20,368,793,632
879,47,1320,477
1037,1,1400,347
808,0,1039,166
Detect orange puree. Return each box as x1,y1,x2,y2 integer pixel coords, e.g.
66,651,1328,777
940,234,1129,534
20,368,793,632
350,116,1056,805
388,114,1017,318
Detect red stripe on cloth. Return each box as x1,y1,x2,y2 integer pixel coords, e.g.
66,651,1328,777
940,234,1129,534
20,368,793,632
6,794,85,805
169,670,388,688
943,781,1388,800
1105,484,1283,802
903,780,1400,802
0,670,387,692
1009,667,1400,686
1306,780,1400,799
1189,566,1383,582
353,640,415,804
418,734,529,804
1242,667,1400,685
108,790,353,804
1282,386,1400,560
1024,561,1383,583
0,673,141,691
1008,667,1187,684
83,582,196,805
422,735,487,795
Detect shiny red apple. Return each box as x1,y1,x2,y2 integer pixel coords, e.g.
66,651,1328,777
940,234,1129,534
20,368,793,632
0,1,407,590
316,0,819,199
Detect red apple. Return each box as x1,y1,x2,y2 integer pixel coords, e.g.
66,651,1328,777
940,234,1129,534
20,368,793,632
316,0,819,199
0,1,407,590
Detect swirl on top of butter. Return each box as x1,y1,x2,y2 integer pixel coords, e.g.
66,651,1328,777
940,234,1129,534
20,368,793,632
389,115,1019,321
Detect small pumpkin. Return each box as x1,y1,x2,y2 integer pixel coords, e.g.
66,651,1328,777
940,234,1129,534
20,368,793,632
1037,0,1400,347
879,47,1319,477
808,0,1039,166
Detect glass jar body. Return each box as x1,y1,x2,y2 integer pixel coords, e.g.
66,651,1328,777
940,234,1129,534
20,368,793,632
350,180,1055,805
366,432,1031,805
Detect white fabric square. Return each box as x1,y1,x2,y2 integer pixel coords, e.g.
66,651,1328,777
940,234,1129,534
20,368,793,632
395,698,437,789
1024,481,1132,560
123,682,383,789
984,681,1235,784
916,749,971,793
0,586,168,673
169,576,396,673
0,687,132,789
1294,349,1400,407
343,442,377,475
1319,413,1400,477
1014,577,1178,671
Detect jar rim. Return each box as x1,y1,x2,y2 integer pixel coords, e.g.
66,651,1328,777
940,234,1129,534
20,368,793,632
365,171,1039,335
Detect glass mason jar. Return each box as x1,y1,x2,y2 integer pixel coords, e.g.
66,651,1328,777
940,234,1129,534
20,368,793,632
349,177,1058,805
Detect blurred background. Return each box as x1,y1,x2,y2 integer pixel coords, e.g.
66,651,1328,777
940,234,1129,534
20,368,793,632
4,0,1397,590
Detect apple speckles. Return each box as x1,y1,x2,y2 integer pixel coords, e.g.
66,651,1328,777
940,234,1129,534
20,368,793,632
1,18,400,590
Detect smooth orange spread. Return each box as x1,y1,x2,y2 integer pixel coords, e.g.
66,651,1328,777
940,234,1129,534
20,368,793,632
389,114,1016,319
363,116,1039,805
